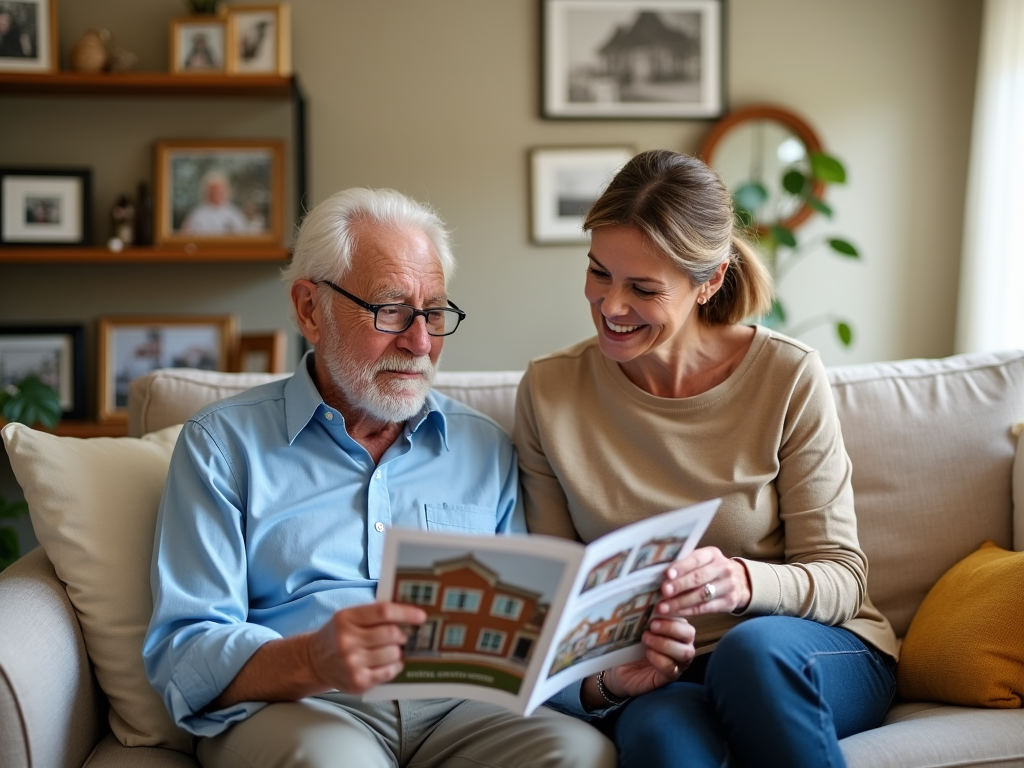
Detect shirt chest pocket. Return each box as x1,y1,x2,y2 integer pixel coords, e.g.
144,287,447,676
424,503,496,534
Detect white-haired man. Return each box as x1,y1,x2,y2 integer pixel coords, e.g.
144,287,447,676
143,188,616,767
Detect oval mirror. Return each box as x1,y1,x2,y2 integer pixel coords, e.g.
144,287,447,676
699,104,825,233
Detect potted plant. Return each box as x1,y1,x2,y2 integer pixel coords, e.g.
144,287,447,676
0,375,61,570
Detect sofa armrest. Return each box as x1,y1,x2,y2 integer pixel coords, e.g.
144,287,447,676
0,546,108,768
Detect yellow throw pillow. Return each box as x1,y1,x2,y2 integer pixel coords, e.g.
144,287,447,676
897,541,1024,707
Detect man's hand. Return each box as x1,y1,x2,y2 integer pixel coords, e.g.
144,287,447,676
307,602,427,694
209,601,426,710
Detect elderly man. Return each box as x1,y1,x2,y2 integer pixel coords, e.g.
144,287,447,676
143,188,615,768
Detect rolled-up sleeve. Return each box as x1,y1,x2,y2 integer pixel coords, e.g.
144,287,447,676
143,420,281,736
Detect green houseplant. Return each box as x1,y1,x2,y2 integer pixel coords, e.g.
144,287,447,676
733,151,861,347
0,375,61,570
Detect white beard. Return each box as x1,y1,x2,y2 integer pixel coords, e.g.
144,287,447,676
320,309,438,423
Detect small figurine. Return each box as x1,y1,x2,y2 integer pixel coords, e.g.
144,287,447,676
69,29,111,73
111,194,135,247
134,182,153,246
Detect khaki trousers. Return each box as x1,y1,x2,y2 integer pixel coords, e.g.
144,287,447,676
196,694,616,768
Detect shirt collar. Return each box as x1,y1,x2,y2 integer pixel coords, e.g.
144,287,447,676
284,350,450,449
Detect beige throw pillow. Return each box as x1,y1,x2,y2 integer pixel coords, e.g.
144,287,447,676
1,422,191,753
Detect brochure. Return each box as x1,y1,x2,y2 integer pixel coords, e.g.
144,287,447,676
366,498,720,715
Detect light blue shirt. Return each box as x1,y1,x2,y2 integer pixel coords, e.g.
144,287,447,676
143,353,524,736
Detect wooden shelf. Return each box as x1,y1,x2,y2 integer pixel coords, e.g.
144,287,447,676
53,421,128,438
0,71,294,98
0,244,291,264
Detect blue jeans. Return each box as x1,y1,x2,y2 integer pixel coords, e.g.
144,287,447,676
614,616,896,768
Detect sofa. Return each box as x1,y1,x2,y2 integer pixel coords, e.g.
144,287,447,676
1,349,1022,768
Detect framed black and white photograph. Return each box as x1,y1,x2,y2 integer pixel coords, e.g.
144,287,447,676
0,324,86,420
170,16,226,74
541,0,725,119
153,139,285,245
226,4,291,75
96,315,238,423
0,168,92,246
530,146,633,244
0,0,57,73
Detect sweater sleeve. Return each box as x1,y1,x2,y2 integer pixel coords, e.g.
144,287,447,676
738,352,867,626
513,363,582,542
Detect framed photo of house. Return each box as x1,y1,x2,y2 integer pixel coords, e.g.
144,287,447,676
0,0,57,73
0,324,85,420
541,0,725,119
0,167,92,246
225,4,291,75
529,146,633,244
153,139,285,246
169,16,227,74
235,330,288,373
96,314,238,423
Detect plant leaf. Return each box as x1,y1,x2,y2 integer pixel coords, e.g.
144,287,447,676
770,225,797,249
0,375,62,427
0,526,20,569
782,169,806,195
836,322,853,346
805,195,833,218
733,182,769,215
810,152,847,184
828,238,859,257
0,497,29,520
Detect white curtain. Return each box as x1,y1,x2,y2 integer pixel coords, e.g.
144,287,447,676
955,0,1024,353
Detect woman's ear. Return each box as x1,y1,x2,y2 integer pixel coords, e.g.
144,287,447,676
291,279,322,346
704,261,730,300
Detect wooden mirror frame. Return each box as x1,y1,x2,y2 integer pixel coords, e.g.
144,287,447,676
699,104,825,233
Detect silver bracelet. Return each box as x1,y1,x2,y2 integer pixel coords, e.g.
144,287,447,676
595,670,629,706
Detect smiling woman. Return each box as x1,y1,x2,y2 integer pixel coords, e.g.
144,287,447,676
514,148,899,768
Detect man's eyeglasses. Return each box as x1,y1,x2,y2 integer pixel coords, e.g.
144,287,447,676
315,280,466,337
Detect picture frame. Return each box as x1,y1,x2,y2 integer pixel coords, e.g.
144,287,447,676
169,16,227,74
0,167,92,246
225,4,291,76
541,0,725,119
153,139,285,246
0,324,86,420
529,146,633,244
235,330,288,373
96,314,238,424
0,0,57,73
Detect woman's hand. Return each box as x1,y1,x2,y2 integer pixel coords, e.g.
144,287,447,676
656,546,752,617
583,617,695,707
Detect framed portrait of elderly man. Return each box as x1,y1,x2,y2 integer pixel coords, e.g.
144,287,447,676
0,0,57,73
153,139,285,246
541,0,725,119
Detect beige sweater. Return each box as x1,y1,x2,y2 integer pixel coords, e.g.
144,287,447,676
513,326,898,660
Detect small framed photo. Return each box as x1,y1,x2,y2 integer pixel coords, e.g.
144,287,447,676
153,139,285,246
235,330,288,373
0,167,92,246
0,0,58,73
96,315,238,424
225,4,291,75
0,324,85,420
170,16,226,74
541,0,725,119
529,146,633,244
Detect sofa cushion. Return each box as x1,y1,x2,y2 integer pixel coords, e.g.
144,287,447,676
828,350,1024,638
0,423,191,753
895,541,1023,707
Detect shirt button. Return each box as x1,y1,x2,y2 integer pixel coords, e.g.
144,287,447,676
374,522,385,533
325,412,333,421
375,470,382,480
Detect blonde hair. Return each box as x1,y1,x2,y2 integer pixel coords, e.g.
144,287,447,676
584,149,774,325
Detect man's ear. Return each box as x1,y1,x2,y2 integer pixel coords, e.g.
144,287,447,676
291,279,322,346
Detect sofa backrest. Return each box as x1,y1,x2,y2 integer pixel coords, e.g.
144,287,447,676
128,350,1024,638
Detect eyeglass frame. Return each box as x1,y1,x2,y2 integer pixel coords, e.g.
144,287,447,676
314,280,466,337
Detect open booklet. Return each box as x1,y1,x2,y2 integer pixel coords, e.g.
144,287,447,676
366,498,720,716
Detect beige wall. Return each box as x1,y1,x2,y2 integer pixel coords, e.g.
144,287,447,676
1,0,981,380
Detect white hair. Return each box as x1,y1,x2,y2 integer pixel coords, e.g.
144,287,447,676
280,188,455,319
